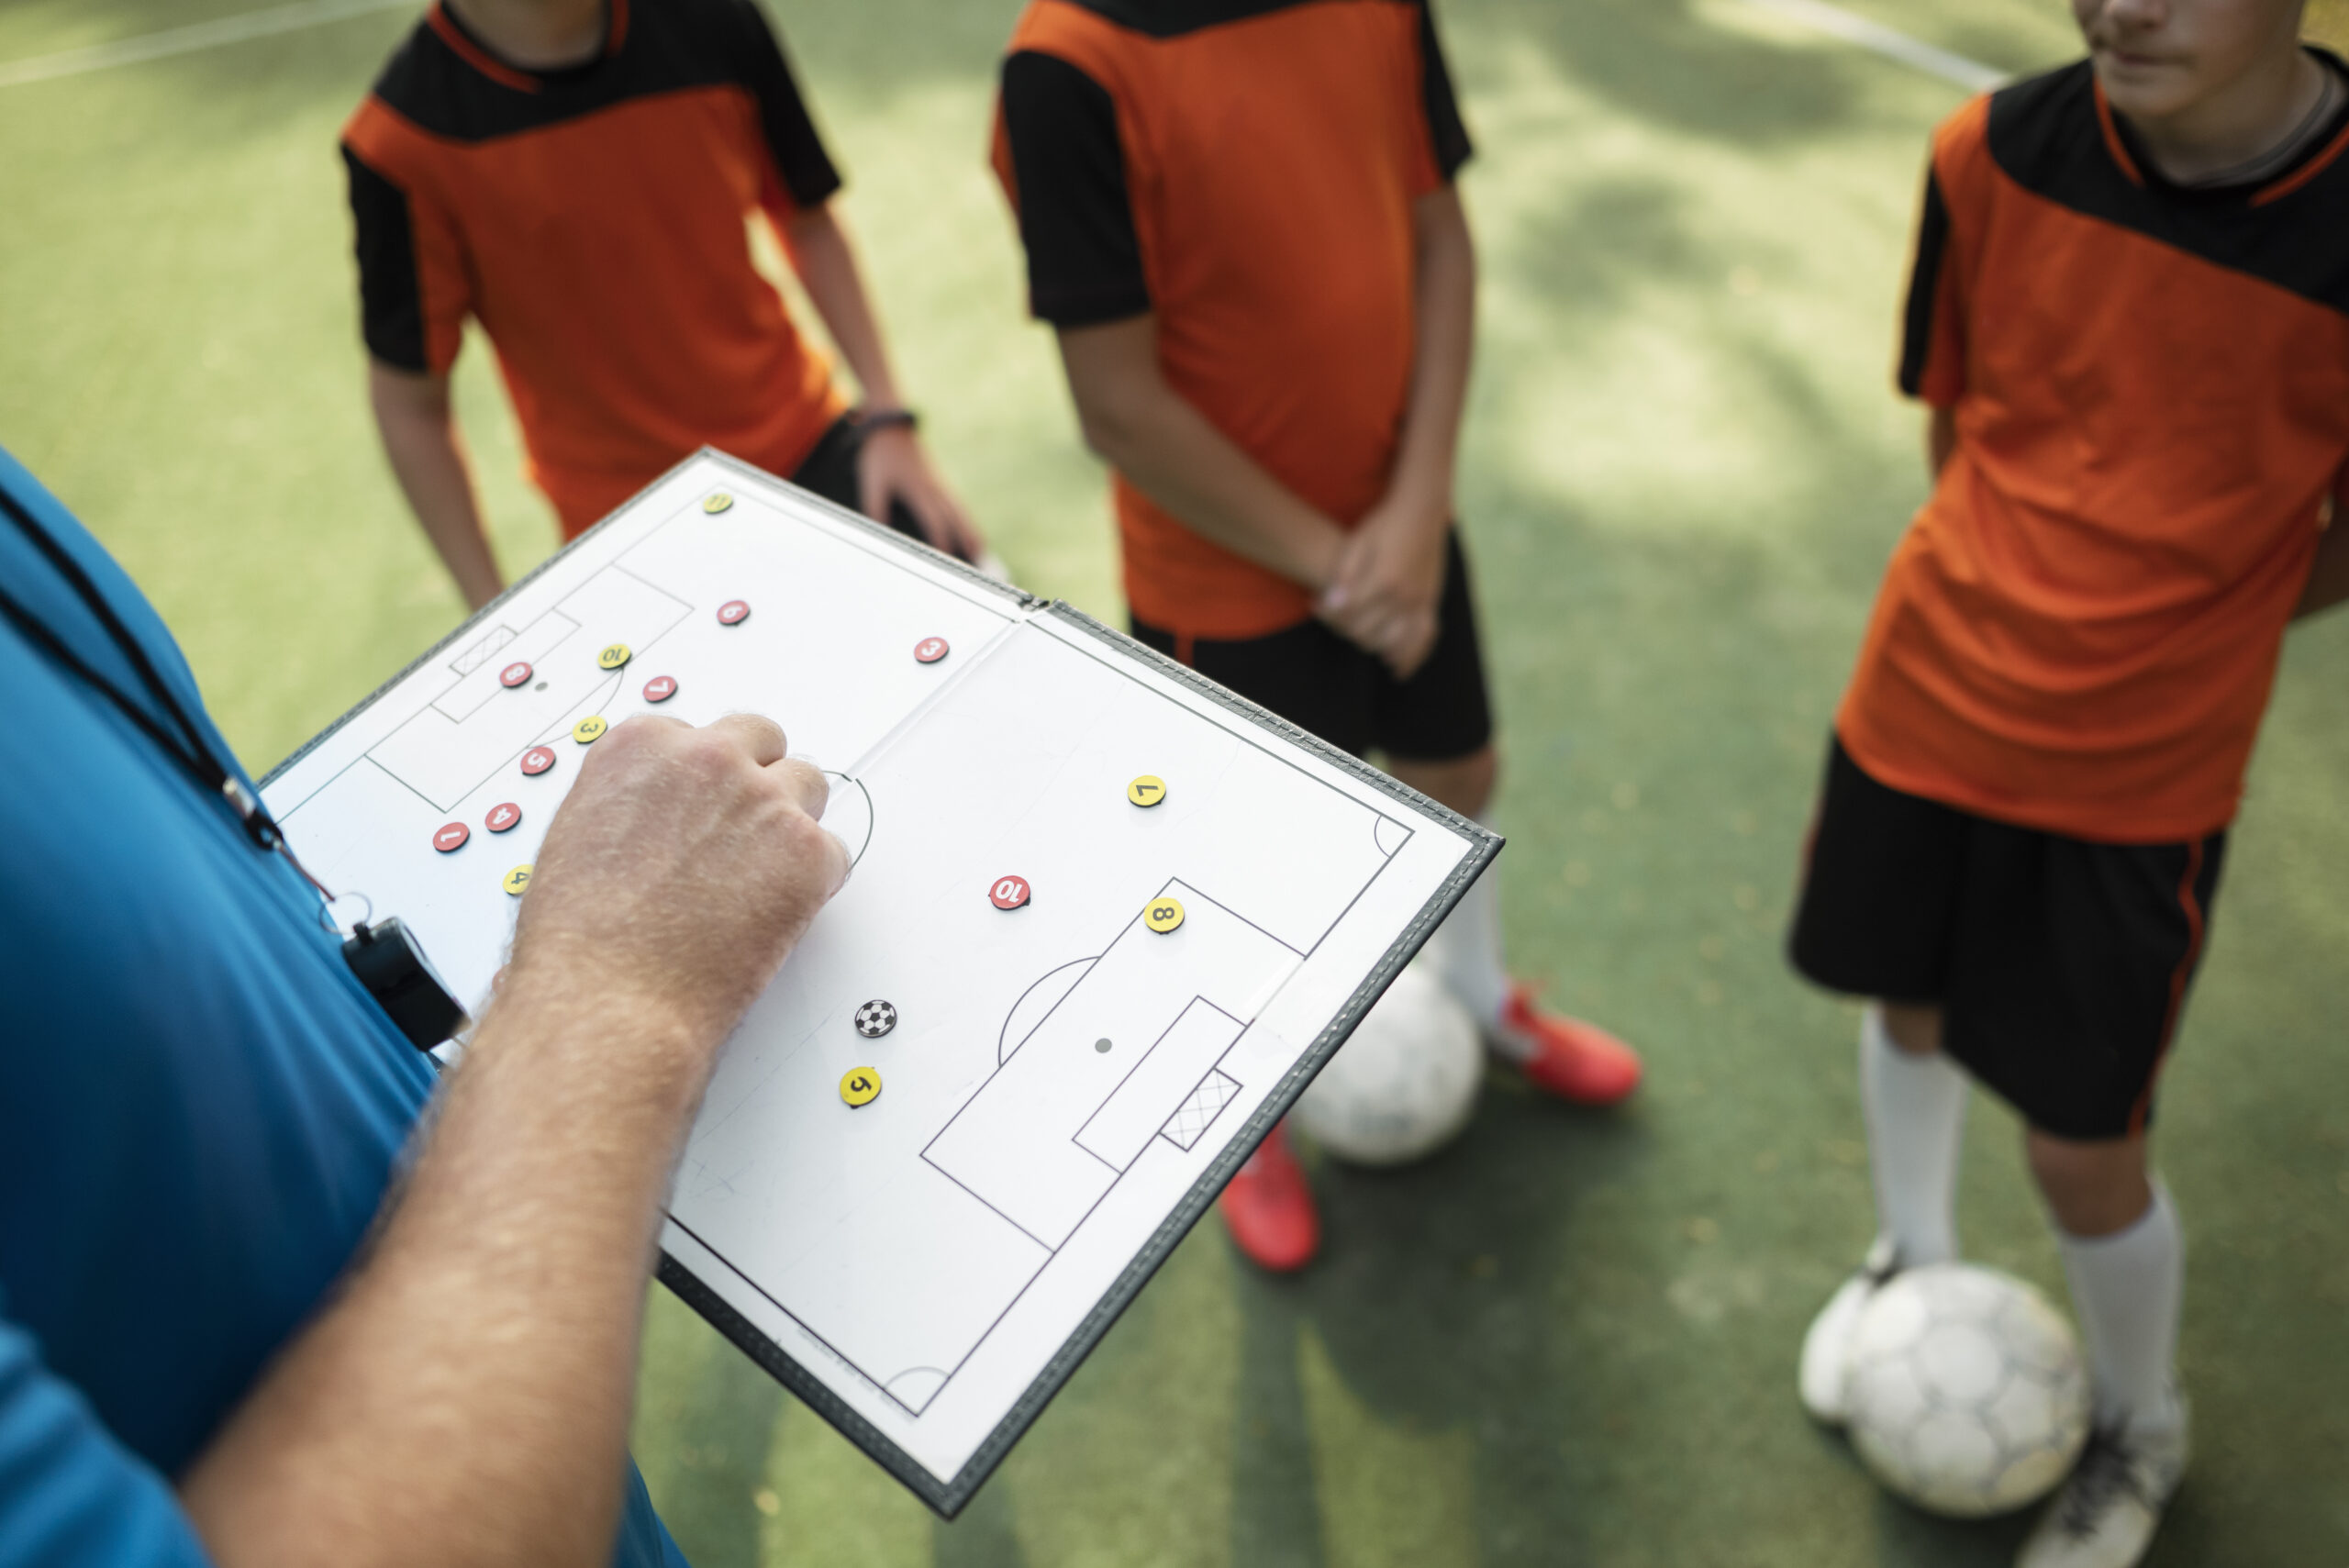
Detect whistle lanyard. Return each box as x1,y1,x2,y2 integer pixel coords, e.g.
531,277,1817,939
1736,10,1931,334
0,485,341,911
1,485,471,1050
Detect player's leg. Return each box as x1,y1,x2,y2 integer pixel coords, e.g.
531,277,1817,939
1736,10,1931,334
1787,738,1971,1422
2016,1131,2188,1568
1930,828,2219,1568
1377,531,1641,1106
1866,1000,1966,1269
2006,834,2216,1568
1129,615,1375,1272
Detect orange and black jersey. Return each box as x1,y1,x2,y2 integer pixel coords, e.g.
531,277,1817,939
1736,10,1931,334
1842,53,2349,844
994,0,1470,640
342,0,845,537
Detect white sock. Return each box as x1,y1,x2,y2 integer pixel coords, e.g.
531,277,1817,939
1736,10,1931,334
1422,817,1512,1036
2059,1180,2187,1440
1859,1005,1966,1267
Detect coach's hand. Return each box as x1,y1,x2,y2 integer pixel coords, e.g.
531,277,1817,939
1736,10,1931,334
181,709,849,1568
504,713,850,1062
1317,499,1447,679
861,425,986,564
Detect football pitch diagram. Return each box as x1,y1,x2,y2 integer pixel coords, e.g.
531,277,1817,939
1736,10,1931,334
262,452,1495,1512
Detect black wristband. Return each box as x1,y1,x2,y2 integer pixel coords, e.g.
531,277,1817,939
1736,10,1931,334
857,406,918,434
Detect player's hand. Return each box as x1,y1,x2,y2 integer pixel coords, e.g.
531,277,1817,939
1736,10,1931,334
502,714,850,1062
859,425,987,564
1316,498,1449,679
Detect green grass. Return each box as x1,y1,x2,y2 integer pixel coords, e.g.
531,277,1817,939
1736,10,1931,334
4,2,2345,1563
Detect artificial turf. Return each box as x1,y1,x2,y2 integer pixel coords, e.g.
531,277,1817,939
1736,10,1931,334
2,1,2345,1562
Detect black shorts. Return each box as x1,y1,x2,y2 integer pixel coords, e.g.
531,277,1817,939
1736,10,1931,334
1789,738,2225,1141
790,414,976,563
1130,530,1495,762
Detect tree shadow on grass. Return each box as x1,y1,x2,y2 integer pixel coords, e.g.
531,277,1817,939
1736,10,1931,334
1230,1085,1650,1566
1450,0,1868,149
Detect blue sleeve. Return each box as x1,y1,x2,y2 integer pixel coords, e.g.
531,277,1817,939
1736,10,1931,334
612,1459,692,1568
0,1314,212,1568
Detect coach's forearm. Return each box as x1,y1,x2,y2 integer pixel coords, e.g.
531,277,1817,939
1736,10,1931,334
1058,317,1345,592
179,972,711,1568
369,361,504,610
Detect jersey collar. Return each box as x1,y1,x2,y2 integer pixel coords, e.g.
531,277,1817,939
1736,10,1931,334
2095,46,2349,207
426,0,629,94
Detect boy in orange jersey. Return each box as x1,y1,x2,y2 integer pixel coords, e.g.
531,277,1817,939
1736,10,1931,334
342,0,983,609
1789,2,2349,1562
992,0,1642,1274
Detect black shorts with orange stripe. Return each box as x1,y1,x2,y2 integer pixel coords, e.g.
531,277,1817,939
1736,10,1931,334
1789,736,2224,1141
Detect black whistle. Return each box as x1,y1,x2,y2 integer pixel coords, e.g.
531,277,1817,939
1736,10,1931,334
343,917,470,1051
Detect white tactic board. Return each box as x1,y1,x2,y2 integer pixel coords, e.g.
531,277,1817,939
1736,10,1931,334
262,450,1498,1514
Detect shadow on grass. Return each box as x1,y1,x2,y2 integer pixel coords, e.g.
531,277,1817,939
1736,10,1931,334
1454,0,1865,147
1231,1084,1651,1565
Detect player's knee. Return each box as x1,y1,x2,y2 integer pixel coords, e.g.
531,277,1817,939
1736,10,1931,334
1388,745,1497,817
1877,1001,1943,1056
2022,1128,2151,1236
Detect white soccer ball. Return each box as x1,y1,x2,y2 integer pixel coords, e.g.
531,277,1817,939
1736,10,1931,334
1844,1262,2093,1518
1293,962,1483,1167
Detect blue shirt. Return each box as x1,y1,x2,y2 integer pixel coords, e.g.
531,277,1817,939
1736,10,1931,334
0,450,683,1566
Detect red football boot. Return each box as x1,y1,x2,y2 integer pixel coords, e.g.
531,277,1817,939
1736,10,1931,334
1497,984,1643,1106
1219,1119,1319,1272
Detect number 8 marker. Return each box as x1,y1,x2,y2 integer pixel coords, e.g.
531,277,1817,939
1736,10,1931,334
1144,895,1186,934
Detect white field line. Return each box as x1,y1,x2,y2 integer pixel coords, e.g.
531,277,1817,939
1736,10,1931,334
0,0,414,90
0,0,2009,96
1745,0,2007,93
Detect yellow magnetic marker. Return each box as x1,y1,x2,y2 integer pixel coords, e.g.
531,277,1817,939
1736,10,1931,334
596,643,632,670
1127,774,1166,807
840,1066,882,1107
703,493,734,514
572,715,608,744
1143,895,1186,934
502,864,534,897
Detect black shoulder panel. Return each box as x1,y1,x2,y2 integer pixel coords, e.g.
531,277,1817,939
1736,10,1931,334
1897,168,1951,397
1987,60,2349,315
368,0,749,144
1000,50,1152,327
1415,0,1471,181
341,145,427,372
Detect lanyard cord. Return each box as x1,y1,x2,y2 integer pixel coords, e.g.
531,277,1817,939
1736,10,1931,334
0,487,339,903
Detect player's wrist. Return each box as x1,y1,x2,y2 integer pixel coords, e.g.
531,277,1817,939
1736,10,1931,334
853,404,918,435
